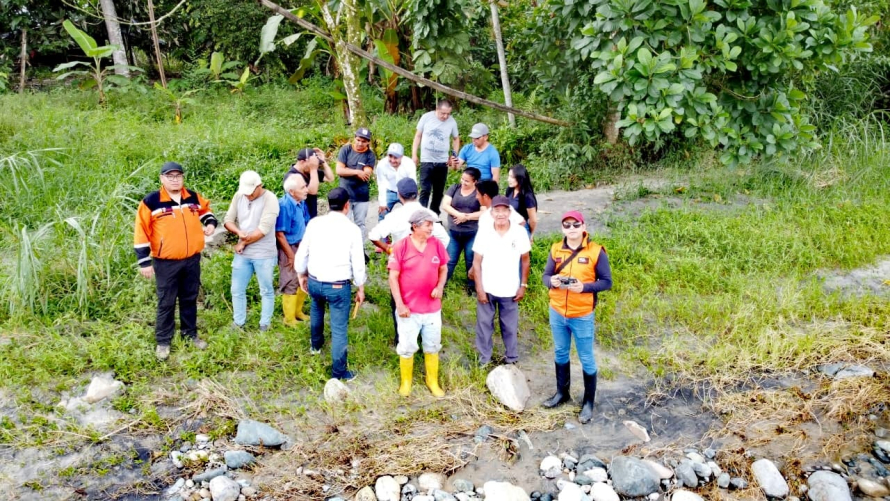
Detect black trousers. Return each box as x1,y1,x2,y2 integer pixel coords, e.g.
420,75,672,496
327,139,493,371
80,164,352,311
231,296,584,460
419,162,448,214
153,254,201,345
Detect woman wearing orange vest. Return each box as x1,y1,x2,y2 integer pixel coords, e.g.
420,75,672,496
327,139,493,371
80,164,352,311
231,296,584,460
541,210,612,424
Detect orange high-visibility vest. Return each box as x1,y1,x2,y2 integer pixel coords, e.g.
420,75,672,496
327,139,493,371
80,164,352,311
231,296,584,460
548,236,603,318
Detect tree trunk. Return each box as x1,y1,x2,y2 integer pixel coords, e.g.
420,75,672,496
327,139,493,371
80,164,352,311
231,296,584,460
489,0,515,127
320,1,367,127
19,28,27,93
147,0,167,87
604,107,620,144
98,0,129,76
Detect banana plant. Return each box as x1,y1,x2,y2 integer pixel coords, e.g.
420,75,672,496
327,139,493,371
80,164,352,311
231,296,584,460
228,66,252,95
192,52,243,82
154,81,201,124
52,20,141,106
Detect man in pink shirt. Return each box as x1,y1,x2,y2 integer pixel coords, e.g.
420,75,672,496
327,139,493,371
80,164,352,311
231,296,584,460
388,210,449,397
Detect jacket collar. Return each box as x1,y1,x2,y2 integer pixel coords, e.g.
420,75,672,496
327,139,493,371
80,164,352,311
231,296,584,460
160,186,191,202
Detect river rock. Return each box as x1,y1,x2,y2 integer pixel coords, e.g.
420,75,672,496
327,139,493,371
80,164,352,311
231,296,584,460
834,365,874,379
671,490,703,501
876,440,890,454
355,486,377,501
240,486,256,498
193,466,227,483
588,483,619,501
324,378,350,403
375,476,400,501
486,365,531,412
582,467,608,483
224,451,255,469
729,477,748,490
452,479,474,492
751,459,789,498
717,473,730,488
557,482,583,501
413,496,434,501
691,461,712,480
541,456,562,472
642,460,673,480
857,477,890,497
675,462,698,488
707,461,722,477
609,456,660,497
807,471,850,501
418,473,446,492
578,454,607,471
483,481,530,501
623,420,650,442
171,451,185,468
234,419,289,447
168,478,185,495
84,374,125,404
209,476,240,501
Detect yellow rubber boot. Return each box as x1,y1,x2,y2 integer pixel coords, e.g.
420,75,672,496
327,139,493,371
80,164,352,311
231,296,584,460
424,353,445,397
281,294,298,327
294,288,310,321
398,356,413,397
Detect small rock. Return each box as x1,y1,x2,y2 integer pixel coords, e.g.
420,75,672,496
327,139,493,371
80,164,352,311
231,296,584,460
486,365,531,412
807,471,851,501
876,440,890,454
233,419,289,447
588,483,619,501
413,496,434,501
180,442,193,453
186,450,209,463
857,477,890,497
431,489,456,501
685,452,706,464
186,480,195,488
171,451,185,468
208,476,240,501
707,461,722,477
240,487,257,498
751,459,789,498
675,462,698,488
475,425,493,441
578,454,607,471
84,374,125,404
817,363,844,376
717,473,730,488
834,365,875,379
482,481,530,501
541,456,562,473
557,482,583,501
564,457,577,471
544,467,561,479
642,460,673,480
573,474,592,486
419,473,446,492
564,423,576,430
609,456,660,497
623,420,650,442
455,494,470,501
583,467,608,483
670,491,703,501
394,476,409,485
324,378,351,403
691,461,712,480
876,428,889,439
402,483,417,495
224,451,255,470
376,476,401,501
703,448,717,459
355,486,377,501
193,466,227,483
168,478,186,495
452,479,474,493
729,477,748,490
199,489,211,498
195,433,210,443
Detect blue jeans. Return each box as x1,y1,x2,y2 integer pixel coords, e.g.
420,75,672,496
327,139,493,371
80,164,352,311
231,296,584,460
446,230,475,286
231,254,276,327
378,190,400,221
308,277,352,378
549,307,597,374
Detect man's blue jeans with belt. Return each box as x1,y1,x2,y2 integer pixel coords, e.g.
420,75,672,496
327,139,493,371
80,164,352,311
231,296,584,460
308,277,352,379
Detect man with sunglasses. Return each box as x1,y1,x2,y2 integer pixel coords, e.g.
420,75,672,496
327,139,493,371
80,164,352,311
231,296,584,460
336,127,377,240
541,211,612,424
375,143,417,221
134,162,218,360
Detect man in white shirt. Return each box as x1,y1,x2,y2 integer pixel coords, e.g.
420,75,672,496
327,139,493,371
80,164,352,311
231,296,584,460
472,196,531,366
295,188,366,381
376,143,417,222
369,178,449,344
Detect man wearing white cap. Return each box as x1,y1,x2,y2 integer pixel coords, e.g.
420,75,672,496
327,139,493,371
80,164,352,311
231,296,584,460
375,143,417,221
223,170,280,331
456,123,501,183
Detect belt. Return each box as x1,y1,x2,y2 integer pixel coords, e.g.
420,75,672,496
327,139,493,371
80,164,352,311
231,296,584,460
309,275,350,285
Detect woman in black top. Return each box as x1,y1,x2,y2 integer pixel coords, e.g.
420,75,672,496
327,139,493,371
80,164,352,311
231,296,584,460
505,164,538,239
441,167,482,290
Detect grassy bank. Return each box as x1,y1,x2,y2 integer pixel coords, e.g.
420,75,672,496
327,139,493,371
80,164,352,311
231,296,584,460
0,86,889,455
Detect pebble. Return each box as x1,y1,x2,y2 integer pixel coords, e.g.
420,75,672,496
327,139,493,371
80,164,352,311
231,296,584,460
192,466,227,483
171,451,185,468
323,378,351,403
573,474,592,486
167,478,185,495
486,365,531,412
394,475,409,485
583,467,608,483
807,471,852,501
717,472,730,488
641,460,672,480
557,482,583,501
224,450,256,469
541,455,562,472
857,477,890,497
563,457,577,471
403,483,417,495
685,452,706,464
691,461,712,479
751,459,789,498
876,440,890,455
482,480,529,501
703,448,717,459
233,419,289,447
577,454,607,471
671,491,703,501
452,479,474,493
186,480,194,488
180,442,193,453
729,477,748,490
376,476,401,501
876,428,889,439
419,473,446,493
588,483,619,501
241,486,257,498
834,365,875,379
208,476,240,501
707,461,722,477
195,433,210,443
675,462,698,488
199,488,210,498
609,456,660,497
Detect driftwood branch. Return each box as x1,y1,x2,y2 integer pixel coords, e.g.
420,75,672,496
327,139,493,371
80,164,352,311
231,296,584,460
257,0,572,127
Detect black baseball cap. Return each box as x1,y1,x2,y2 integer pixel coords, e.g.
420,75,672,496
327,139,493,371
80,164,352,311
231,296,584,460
160,161,183,175
297,148,317,161
328,187,350,211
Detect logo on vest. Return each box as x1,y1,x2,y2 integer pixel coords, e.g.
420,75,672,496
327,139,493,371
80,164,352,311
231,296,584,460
578,257,590,264
431,256,441,264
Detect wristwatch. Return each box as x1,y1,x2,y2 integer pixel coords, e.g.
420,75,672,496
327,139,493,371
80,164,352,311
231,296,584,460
520,283,528,288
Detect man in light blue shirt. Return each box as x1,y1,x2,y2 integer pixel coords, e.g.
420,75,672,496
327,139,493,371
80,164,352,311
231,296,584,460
457,123,501,182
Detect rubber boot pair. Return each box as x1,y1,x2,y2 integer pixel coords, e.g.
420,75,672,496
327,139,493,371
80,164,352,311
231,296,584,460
398,354,445,397
542,362,597,424
282,290,310,326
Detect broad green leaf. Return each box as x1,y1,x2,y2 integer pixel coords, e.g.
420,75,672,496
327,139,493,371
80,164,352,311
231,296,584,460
63,20,97,56
281,34,301,46
260,15,284,55
637,48,653,67
87,46,116,59
210,52,224,79
53,61,89,72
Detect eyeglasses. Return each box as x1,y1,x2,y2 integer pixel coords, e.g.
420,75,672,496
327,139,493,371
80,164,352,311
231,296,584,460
163,174,184,180
562,221,583,229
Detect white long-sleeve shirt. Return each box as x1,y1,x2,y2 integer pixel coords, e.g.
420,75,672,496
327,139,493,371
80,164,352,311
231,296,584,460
375,157,417,205
295,211,366,286
368,201,450,247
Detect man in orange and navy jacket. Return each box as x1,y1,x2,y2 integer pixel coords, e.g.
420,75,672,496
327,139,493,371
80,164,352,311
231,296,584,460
134,161,218,361
541,210,612,425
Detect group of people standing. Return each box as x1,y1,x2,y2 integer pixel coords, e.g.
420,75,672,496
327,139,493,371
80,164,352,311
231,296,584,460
133,99,612,423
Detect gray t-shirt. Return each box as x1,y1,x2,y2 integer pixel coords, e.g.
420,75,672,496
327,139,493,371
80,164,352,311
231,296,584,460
417,111,459,163
225,190,279,259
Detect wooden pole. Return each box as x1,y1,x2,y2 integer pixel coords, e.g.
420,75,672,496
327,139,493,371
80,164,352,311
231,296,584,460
147,0,167,88
19,28,27,93
489,0,515,127
257,0,571,127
